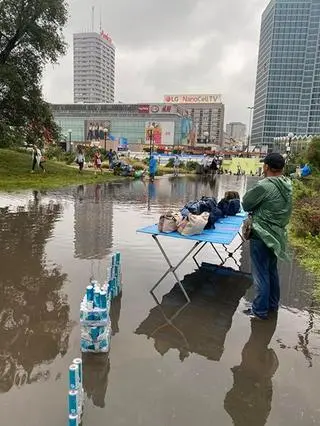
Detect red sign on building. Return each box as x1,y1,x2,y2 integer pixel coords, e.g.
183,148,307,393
162,105,172,113
100,31,113,43
138,105,150,113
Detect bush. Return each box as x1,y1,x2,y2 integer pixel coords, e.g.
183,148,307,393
306,137,320,170
166,158,174,168
186,161,198,171
292,180,314,201
127,160,145,170
45,146,65,161
291,196,320,237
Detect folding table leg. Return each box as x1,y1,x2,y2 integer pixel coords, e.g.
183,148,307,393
210,243,225,265
151,235,201,303
192,242,207,268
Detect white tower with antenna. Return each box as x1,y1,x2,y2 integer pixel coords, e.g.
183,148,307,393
73,6,115,104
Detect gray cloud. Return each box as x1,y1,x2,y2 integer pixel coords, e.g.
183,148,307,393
42,0,269,125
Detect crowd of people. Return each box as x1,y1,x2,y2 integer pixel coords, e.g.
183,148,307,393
74,147,119,175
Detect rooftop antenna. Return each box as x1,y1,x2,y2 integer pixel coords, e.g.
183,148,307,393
91,5,95,32
99,6,102,32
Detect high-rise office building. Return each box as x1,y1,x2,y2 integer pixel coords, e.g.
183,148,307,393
251,0,320,148
164,94,225,146
73,31,115,104
226,122,247,143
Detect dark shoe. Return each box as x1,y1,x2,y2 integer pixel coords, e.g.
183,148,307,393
243,308,267,320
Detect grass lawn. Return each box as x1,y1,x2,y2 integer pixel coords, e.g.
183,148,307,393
0,149,121,191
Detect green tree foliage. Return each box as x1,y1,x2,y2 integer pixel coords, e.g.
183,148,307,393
306,137,320,171
0,0,68,147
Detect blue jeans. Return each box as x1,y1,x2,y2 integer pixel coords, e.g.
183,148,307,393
250,238,280,318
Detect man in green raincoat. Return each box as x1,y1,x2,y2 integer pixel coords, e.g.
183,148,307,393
242,153,292,320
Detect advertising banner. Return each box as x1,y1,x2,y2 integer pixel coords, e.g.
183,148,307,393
138,105,150,113
118,137,128,151
138,104,173,114
181,117,195,146
85,120,111,141
164,94,222,104
145,121,175,146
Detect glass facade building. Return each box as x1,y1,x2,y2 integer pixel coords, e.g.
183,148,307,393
163,95,225,146
251,0,320,148
51,103,186,146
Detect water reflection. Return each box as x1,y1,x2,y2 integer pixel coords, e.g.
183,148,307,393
224,316,278,426
110,294,122,337
83,293,122,408
107,175,244,211
0,196,69,393
74,184,113,260
83,353,110,408
136,268,252,362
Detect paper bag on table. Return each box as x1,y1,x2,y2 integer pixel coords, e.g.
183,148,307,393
158,211,183,233
178,212,210,236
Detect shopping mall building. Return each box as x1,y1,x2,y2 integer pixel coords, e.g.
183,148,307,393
51,103,193,150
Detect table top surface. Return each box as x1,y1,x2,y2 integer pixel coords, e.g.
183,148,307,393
137,213,247,245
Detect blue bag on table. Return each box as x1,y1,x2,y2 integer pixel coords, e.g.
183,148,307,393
218,191,241,217
181,197,223,230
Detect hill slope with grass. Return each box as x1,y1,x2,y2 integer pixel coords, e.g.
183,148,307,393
0,149,118,191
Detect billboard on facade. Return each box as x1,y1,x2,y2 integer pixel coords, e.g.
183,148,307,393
85,120,111,141
181,117,196,146
138,104,174,114
164,94,222,104
145,121,175,146
138,105,150,113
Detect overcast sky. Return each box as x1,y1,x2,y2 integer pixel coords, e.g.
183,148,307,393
42,0,269,126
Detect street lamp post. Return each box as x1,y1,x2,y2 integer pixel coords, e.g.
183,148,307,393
67,129,72,153
247,106,254,151
104,127,108,151
286,132,294,164
148,125,154,161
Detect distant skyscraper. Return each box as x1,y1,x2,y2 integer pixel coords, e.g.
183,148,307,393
226,122,246,143
251,0,320,148
73,31,115,104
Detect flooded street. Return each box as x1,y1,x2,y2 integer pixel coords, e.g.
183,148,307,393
0,175,319,426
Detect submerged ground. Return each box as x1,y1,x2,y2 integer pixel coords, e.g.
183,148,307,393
0,175,319,426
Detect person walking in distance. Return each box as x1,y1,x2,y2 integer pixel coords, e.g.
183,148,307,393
173,155,180,177
75,146,85,173
107,149,113,170
31,145,45,173
93,150,103,175
149,155,158,182
242,153,292,320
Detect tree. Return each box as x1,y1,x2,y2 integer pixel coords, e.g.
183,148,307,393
0,0,68,147
306,137,320,171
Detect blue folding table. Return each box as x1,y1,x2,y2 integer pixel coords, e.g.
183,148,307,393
137,213,247,302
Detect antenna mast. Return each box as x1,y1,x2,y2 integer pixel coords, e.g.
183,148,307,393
91,6,95,32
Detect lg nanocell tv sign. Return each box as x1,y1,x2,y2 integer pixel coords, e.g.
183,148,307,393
164,94,222,104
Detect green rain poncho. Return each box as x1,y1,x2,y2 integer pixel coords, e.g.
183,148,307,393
242,177,293,260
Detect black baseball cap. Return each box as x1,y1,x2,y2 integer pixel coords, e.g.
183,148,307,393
263,153,285,170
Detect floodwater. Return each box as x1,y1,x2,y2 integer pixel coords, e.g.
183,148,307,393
0,175,319,426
